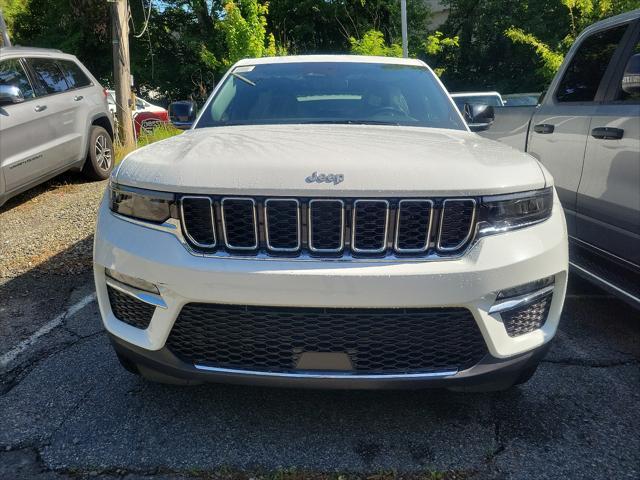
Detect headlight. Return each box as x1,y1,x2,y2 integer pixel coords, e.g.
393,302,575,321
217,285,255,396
478,187,553,235
109,183,176,223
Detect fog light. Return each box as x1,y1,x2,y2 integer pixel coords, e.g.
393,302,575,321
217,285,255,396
105,268,159,294
501,295,552,337
496,275,555,300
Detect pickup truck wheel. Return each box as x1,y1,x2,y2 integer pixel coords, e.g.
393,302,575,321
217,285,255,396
82,126,114,180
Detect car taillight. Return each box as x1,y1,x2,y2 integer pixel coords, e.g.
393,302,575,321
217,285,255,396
103,88,108,99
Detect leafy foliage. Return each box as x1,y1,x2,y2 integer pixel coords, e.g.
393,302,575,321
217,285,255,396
267,0,432,55
218,0,272,67
423,31,459,76
502,0,640,83
349,29,402,57
504,27,564,80
2,0,639,99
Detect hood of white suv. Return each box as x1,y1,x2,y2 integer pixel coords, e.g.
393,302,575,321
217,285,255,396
115,124,547,196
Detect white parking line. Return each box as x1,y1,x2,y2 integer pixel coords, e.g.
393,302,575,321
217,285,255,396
565,294,613,299
0,293,97,369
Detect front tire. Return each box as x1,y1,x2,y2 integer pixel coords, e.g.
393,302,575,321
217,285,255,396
82,126,114,180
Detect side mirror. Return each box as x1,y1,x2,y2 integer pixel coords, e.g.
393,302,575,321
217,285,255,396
463,103,495,132
0,85,25,106
622,53,640,95
168,101,197,129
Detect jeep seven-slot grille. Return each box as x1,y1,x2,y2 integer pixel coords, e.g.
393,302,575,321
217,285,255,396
179,196,477,258
166,304,487,373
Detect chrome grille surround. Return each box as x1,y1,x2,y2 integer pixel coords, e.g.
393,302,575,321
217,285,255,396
437,198,477,252
308,199,345,253
174,195,479,260
394,199,433,253
180,196,216,249
351,199,390,253
264,198,301,252
221,197,258,250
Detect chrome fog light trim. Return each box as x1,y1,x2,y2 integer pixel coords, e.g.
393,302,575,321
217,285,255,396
489,285,554,314
105,268,160,295
105,275,167,309
496,275,555,300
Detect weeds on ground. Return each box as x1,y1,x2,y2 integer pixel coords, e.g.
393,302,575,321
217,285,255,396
114,123,183,164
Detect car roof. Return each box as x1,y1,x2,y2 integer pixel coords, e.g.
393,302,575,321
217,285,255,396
579,8,640,38
0,45,75,60
234,55,426,67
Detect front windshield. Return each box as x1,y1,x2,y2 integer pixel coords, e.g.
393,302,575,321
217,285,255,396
195,62,466,130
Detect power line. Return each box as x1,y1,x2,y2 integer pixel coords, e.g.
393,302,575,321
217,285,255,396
134,0,153,39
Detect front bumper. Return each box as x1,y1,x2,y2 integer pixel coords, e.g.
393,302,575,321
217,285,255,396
94,193,568,387
109,332,551,390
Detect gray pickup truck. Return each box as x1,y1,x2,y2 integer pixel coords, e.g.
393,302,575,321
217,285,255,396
479,9,640,307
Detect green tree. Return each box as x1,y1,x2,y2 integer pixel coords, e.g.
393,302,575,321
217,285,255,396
218,0,273,67
505,0,640,82
267,0,432,55
6,0,111,82
0,0,28,39
423,31,459,76
437,0,640,93
350,29,402,56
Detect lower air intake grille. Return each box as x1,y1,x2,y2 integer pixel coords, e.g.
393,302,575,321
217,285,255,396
166,304,488,374
107,286,155,329
501,294,552,337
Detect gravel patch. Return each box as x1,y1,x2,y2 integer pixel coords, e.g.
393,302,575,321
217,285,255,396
0,174,106,357
0,174,106,278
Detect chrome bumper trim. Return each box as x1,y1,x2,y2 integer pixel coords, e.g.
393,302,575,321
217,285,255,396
105,278,167,309
489,285,555,314
193,364,458,380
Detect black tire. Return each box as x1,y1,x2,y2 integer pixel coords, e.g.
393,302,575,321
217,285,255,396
514,364,539,386
82,125,114,180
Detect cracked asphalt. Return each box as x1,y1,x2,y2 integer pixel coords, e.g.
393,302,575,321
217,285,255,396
1,184,639,479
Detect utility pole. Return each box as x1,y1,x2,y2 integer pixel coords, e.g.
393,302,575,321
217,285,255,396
401,0,408,58
111,0,135,148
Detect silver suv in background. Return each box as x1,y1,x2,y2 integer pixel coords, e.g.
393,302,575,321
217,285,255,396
0,46,114,207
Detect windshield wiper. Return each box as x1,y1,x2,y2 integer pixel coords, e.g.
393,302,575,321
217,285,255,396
298,120,401,126
231,71,256,86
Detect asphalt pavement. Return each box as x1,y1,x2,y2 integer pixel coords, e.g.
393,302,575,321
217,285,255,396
0,235,639,479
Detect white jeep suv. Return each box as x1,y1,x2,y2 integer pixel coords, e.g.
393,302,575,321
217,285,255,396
94,56,568,391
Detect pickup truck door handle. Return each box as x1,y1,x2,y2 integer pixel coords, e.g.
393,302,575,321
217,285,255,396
591,127,624,140
73,95,84,101
34,105,47,112
533,123,554,134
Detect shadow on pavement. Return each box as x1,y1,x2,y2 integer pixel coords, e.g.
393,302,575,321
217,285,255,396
0,172,93,215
